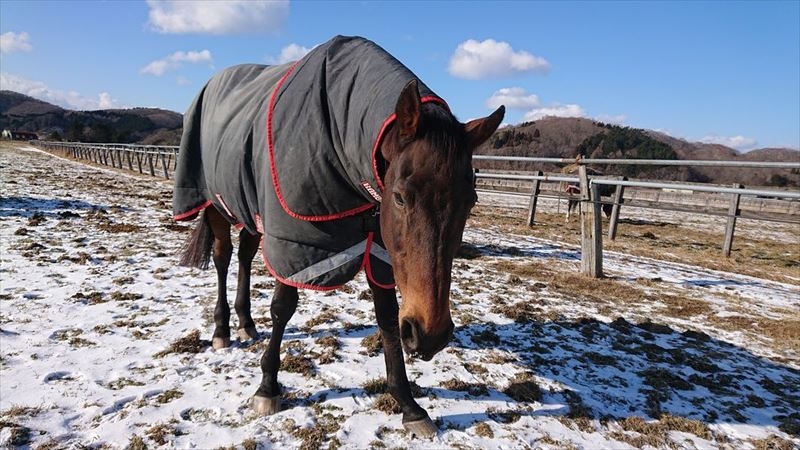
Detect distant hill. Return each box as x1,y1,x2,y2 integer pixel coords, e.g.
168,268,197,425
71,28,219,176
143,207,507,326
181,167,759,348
475,117,799,187
2,90,797,186
0,90,182,145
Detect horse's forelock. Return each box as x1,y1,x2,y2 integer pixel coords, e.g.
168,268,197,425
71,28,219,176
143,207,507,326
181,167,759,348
418,103,470,171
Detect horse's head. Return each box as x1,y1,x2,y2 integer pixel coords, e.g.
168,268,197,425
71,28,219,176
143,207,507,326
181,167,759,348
379,80,504,360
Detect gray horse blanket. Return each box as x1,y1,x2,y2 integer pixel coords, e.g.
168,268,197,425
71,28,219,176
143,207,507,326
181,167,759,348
173,35,444,290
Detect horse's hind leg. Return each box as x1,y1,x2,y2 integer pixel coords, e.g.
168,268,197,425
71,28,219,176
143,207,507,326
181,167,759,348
369,281,437,437
234,229,260,341
253,281,298,415
206,207,234,349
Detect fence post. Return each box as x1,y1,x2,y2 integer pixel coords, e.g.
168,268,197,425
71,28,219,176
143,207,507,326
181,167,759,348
147,153,156,176
579,166,603,278
608,176,627,241
723,183,743,257
127,151,133,171
526,170,543,226
161,153,169,179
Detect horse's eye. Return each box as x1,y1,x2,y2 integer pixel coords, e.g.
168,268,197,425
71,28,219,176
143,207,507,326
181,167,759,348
393,192,405,209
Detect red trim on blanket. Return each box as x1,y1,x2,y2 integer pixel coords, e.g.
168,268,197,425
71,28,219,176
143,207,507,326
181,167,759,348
174,200,212,221
371,96,449,192
267,62,376,222
257,212,345,292
259,249,342,292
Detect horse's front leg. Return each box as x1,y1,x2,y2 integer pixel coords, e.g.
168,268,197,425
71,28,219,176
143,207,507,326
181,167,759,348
369,281,437,438
253,281,298,415
234,229,260,341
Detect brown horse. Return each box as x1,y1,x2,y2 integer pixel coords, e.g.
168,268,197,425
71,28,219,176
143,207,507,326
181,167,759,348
175,36,503,438
560,163,615,222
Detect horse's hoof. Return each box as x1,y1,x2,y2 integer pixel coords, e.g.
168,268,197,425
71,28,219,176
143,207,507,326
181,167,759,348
237,326,258,341
253,395,280,415
212,337,231,349
403,417,437,438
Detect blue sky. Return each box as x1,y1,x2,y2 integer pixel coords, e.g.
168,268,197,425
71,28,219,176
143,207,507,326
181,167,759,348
1,1,798,151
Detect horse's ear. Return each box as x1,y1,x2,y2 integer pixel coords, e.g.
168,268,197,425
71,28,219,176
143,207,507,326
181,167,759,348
464,105,505,151
395,79,421,144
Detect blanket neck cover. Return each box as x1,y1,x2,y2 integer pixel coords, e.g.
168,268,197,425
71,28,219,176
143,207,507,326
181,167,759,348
173,35,445,290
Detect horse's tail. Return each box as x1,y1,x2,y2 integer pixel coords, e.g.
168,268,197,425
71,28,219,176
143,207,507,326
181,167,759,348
179,210,214,269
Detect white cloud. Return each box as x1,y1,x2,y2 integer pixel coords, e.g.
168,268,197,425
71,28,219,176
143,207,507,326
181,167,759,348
266,43,313,65
523,104,586,121
486,87,540,110
699,134,758,151
176,76,191,86
0,31,32,54
0,72,120,110
146,0,289,35
448,39,550,79
140,50,213,76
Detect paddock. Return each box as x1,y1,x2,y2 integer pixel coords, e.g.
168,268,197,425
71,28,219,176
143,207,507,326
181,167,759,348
1,143,797,449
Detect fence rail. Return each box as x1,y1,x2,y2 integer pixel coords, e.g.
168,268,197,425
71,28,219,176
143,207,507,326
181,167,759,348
474,155,800,169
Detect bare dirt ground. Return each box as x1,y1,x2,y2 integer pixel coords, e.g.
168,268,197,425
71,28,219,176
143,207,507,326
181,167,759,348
1,142,798,449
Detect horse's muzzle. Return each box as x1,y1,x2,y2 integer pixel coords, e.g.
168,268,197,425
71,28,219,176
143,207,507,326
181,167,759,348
400,318,455,361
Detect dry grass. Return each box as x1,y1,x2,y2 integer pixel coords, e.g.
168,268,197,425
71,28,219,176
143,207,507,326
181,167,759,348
126,434,147,450
473,422,494,438
610,414,712,448
281,354,315,376
315,335,340,364
469,207,800,285
440,378,489,396
750,435,797,450
291,413,344,450
360,331,383,356
706,315,800,353
145,421,182,446
502,372,542,403
490,259,653,309
153,330,204,357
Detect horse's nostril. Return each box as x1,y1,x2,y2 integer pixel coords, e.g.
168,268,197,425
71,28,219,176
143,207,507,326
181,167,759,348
400,318,420,352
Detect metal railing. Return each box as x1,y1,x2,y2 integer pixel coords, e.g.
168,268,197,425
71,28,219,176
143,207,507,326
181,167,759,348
474,155,799,275
33,141,180,179
475,172,800,200
474,155,800,169
29,141,799,275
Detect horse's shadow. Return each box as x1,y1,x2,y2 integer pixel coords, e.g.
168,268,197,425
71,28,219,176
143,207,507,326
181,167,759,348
459,241,580,262
435,317,800,435
279,313,798,438
0,196,105,218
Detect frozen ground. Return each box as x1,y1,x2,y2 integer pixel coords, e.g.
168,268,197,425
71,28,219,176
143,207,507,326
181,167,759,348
1,145,798,449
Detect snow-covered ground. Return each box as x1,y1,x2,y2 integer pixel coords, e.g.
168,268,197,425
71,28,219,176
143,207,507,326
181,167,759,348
1,145,798,449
